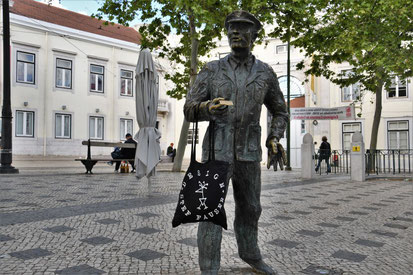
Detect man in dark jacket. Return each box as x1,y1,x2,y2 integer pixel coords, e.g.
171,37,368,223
315,136,331,173
113,133,137,172
184,11,288,275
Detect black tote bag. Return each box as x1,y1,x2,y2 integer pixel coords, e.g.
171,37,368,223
172,113,230,229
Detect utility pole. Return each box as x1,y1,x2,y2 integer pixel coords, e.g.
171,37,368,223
285,35,291,171
1,0,19,174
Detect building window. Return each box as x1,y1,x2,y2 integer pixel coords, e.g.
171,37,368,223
276,45,288,54
16,51,35,84
187,129,199,144
89,116,104,140
342,122,361,150
341,70,360,102
90,64,104,93
56,58,72,89
120,69,133,96
120,118,133,140
55,113,71,139
388,121,409,149
16,110,34,137
301,120,305,134
387,76,407,98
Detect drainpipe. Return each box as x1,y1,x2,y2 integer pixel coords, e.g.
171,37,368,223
43,32,49,156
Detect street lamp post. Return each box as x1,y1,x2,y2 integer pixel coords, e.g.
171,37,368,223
1,0,19,174
285,38,292,171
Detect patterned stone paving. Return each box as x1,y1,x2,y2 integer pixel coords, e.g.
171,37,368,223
0,171,412,274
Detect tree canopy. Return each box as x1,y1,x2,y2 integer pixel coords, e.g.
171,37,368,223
94,0,241,99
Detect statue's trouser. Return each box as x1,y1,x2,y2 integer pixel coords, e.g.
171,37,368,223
197,161,262,272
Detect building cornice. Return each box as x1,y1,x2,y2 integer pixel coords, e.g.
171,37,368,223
10,13,140,52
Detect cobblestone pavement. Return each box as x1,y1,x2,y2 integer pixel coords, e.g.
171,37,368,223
0,169,412,275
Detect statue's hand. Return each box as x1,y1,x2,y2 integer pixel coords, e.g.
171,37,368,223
208,97,229,116
266,138,287,171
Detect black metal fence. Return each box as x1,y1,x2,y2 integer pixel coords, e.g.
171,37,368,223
313,149,412,176
365,149,412,175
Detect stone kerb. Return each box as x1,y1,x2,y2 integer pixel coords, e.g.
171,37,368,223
350,131,365,182
301,133,315,179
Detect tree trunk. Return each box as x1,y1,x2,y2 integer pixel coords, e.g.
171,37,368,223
368,83,383,172
369,84,383,151
172,10,199,172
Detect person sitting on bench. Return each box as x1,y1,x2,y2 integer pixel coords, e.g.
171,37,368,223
111,133,137,172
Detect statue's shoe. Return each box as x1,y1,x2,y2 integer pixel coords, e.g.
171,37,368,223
245,259,278,275
201,270,219,275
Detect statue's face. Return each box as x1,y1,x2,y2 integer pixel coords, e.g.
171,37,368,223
227,22,254,51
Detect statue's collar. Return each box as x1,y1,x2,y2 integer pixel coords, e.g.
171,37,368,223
228,53,255,69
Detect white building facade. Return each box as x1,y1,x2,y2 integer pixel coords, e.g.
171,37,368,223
0,0,178,157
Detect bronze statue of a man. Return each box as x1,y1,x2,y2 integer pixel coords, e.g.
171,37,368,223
184,10,288,275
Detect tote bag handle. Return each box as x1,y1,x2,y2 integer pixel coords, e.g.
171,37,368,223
191,104,215,162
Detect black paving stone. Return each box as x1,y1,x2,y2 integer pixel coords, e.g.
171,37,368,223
325,202,340,206
291,198,306,201
177,237,198,247
303,195,318,198
56,199,77,203
336,199,351,202
9,248,53,260
309,206,328,210
370,230,398,238
355,239,384,248
43,225,74,233
331,250,367,262
269,238,300,248
273,215,295,221
136,212,160,218
371,203,388,207
126,249,168,261
55,264,105,274
18,203,39,207
315,193,329,196
0,196,174,226
317,222,340,228
0,234,14,241
381,200,397,203
383,223,408,230
291,210,312,215
335,216,357,222
80,236,115,245
0,199,17,202
95,218,120,225
91,196,108,199
361,207,379,211
71,192,87,195
37,195,54,198
346,196,361,199
274,201,292,205
296,229,324,237
132,227,162,235
394,217,413,222
348,211,369,215
17,192,32,194
301,264,344,275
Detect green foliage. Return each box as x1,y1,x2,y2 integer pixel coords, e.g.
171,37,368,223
94,0,239,99
285,0,413,92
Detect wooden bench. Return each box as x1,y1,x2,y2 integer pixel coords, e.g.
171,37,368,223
75,139,136,174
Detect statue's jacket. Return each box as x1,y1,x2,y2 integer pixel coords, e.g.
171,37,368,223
184,54,289,164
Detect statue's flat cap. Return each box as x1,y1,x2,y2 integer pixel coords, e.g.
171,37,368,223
225,11,262,32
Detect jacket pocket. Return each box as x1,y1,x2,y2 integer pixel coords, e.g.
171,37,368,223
252,81,266,104
248,125,261,152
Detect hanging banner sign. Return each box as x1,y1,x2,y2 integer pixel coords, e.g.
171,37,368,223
291,106,355,120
